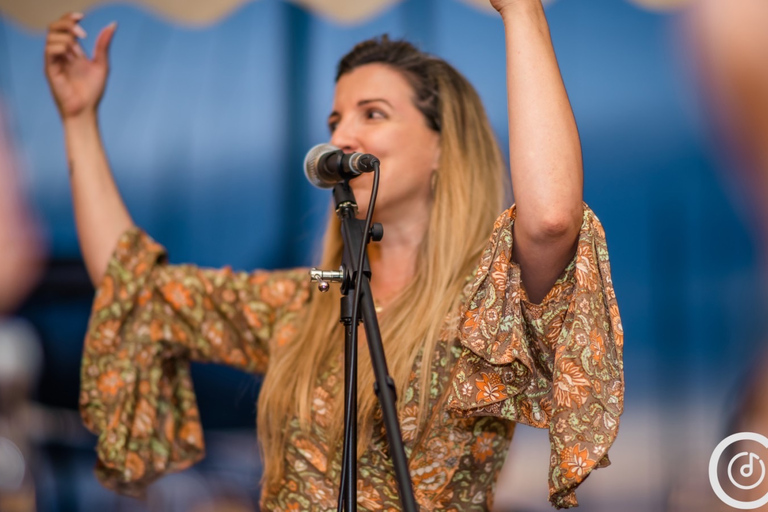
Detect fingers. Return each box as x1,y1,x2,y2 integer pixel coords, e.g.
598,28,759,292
92,22,117,66
45,32,85,60
48,12,86,38
46,12,117,67
46,12,87,62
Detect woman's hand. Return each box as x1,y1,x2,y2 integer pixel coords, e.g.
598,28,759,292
490,0,533,16
44,13,116,120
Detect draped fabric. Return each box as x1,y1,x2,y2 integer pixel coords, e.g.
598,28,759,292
79,205,623,509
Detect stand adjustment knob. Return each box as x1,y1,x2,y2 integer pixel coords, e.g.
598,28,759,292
309,267,345,292
369,223,384,242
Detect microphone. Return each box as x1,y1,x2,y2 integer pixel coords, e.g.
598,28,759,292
304,143,379,189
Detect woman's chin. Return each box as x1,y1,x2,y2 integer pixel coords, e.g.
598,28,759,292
349,181,372,205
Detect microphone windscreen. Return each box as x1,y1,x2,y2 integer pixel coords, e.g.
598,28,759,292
304,143,339,189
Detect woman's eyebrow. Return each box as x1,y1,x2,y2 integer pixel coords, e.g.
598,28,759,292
328,98,393,120
358,98,393,108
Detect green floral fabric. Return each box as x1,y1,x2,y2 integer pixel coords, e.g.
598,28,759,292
80,205,623,510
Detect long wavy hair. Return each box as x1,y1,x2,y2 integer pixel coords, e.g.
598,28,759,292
257,35,509,490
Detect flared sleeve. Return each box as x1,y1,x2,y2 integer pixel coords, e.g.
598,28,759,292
79,227,310,495
446,205,624,509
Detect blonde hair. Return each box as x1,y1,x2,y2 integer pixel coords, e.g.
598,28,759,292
257,36,509,490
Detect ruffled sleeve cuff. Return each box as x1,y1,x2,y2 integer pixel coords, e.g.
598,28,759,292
80,227,205,496
446,204,624,509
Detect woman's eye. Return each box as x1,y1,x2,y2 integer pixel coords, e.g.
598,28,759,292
328,121,338,133
366,109,385,120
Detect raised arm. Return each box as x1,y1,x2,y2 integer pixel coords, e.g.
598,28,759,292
45,13,131,285
492,0,584,303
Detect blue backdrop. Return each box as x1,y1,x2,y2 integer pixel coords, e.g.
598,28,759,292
0,0,763,510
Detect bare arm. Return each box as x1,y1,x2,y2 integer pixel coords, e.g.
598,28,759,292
492,0,584,303
45,13,131,284
64,113,132,285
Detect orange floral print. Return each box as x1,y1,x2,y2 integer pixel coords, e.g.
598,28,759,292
305,477,335,509
400,404,420,442
249,271,270,286
201,320,226,346
149,319,166,342
410,460,449,492
546,314,565,347
134,260,149,277
294,438,327,472
160,281,195,310
131,398,157,439
260,278,297,309
221,288,237,303
471,432,495,463
93,319,121,351
163,413,175,444
311,386,332,428
559,444,596,480
554,360,590,408
446,205,623,508
137,288,152,307
610,303,624,347
223,348,246,367
179,421,203,448
170,322,188,343
490,260,509,293
475,372,507,404
80,205,622,510
242,303,265,329
589,329,605,367
463,306,485,334
125,452,146,480
274,322,297,347
357,481,384,510
574,245,598,291
97,370,124,397
93,275,114,311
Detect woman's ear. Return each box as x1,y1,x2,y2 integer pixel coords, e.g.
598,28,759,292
431,140,441,172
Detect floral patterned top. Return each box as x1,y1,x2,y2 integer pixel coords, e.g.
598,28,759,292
79,205,623,510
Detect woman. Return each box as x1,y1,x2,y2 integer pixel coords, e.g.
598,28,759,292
45,0,623,509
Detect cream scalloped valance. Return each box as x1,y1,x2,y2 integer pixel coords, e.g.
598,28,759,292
0,0,695,30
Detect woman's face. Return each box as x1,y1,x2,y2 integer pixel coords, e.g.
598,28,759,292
329,63,440,221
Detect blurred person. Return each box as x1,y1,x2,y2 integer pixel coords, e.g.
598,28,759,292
687,0,768,239
0,101,45,511
0,104,44,315
44,1,624,510
673,0,768,510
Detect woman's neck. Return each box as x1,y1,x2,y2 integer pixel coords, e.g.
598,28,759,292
366,204,431,308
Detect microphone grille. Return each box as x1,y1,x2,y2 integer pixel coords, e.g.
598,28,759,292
304,143,339,189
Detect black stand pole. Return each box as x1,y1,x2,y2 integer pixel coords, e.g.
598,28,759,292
313,180,417,512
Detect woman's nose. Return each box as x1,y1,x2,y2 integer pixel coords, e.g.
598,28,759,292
329,120,359,153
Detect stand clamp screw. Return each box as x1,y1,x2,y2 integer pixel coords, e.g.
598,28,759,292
309,267,345,292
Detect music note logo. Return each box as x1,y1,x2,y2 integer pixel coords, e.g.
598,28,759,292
710,432,768,509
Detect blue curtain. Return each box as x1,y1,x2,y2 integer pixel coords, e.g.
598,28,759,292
0,0,762,509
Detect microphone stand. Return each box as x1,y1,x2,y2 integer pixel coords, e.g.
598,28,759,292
311,180,417,512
